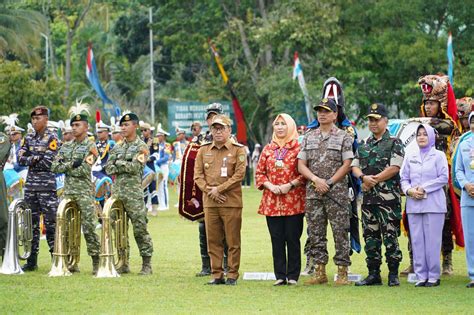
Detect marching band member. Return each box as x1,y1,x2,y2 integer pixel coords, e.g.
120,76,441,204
51,103,101,274
154,124,171,211
105,112,154,275
140,122,159,215
0,129,11,258
18,106,59,271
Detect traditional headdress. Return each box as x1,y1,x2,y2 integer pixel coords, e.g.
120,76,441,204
68,99,91,124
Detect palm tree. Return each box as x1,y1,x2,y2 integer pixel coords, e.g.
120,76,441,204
0,7,48,68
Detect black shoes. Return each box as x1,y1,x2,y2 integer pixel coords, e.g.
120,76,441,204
466,282,474,288
225,278,237,286
415,280,427,287
206,278,226,285
355,274,382,286
388,274,400,287
425,279,440,287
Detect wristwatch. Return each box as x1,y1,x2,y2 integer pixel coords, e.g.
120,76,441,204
326,179,334,188
360,174,366,181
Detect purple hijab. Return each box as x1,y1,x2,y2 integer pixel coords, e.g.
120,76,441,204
417,123,436,159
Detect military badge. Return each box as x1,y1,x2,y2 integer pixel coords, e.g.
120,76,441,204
137,152,146,164
371,104,378,110
85,153,95,165
239,154,245,162
49,139,58,151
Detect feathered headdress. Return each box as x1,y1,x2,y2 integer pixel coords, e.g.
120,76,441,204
1,113,24,133
68,99,91,118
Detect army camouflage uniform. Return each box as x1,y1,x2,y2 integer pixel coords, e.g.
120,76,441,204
0,132,11,257
105,136,154,258
18,128,59,258
51,137,100,257
298,126,354,267
352,130,405,274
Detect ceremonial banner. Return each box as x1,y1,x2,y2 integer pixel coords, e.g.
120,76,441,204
178,143,204,221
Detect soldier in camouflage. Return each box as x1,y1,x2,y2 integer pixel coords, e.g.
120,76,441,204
298,98,354,286
0,131,11,258
51,104,101,275
18,106,59,271
105,112,154,275
352,103,405,287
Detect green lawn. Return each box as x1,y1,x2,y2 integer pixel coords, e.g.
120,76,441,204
1,187,473,314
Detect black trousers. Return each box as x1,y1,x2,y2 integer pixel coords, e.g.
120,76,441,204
266,213,304,281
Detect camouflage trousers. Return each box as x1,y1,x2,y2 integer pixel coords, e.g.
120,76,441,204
117,189,153,257
305,198,351,266
24,189,58,255
361,203,402,271
66,194,100,257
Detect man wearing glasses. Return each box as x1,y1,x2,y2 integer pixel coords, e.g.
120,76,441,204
194,114,247,285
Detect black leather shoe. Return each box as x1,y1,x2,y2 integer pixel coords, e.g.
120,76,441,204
415,280,427,287
22,263,38,272
355,274,382,286
466,282,474,288
206,278,225,285
425,279,440,287
225,278,237,286
388,274,400,287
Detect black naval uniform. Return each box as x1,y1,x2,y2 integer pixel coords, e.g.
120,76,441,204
18,128,59,269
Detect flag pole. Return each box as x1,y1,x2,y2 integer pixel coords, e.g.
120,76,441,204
149,7,155,125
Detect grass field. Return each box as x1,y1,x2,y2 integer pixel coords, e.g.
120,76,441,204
1,187,473,314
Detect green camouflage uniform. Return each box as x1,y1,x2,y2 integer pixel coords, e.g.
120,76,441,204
51,137,100,257
352,130,405,273
0,132,11,256
105,136,153,257
298,126,354,266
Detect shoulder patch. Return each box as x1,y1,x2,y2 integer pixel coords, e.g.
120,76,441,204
49,139,58,151
137,152,147,164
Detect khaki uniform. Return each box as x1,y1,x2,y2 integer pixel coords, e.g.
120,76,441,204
194,139,247,280
298,126,354,266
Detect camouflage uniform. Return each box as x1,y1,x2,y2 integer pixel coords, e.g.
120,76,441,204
0,132,11,256
51,137,100,257
105,136,153,257
18,128,59,257
352,130,405,273
298,126,354,266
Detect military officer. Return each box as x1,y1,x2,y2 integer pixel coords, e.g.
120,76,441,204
194,114,246,285
18,106,59,271
0,131,11,258
352,103,405,287
105,112,154,275
51,104,101,274
297,98,354,286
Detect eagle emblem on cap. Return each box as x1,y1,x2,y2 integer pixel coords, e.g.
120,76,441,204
322,98,328,103
371,104,378,110
125,115,130,120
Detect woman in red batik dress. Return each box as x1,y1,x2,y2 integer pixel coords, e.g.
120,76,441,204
256,113,306,286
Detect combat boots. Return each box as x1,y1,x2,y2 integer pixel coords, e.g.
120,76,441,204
355,270,382,286
442,253,454,275
196,257,211,277
68,264,80,273
305,264,328,285
22,253,38,272
139,256,152,275
301,256,315,276
91,256,99,275
117,260,131,274
388,264,400,286
335,266,351,285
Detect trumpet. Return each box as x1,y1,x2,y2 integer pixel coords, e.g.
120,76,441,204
48,198,81,277
96,197,128,278
0,199,32,275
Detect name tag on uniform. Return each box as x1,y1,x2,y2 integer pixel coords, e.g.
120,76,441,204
221,157,228,177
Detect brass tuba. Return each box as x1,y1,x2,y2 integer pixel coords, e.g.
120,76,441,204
48,198,81,277
0,199,32,275
96,197,128,278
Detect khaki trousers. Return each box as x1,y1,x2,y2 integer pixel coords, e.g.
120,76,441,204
204,207,242,280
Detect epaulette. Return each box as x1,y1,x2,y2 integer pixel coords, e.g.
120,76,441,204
232,142,244,147
201,142,212,146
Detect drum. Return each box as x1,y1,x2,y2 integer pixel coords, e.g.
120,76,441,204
169,160,182,182
388,118,432,168
3,169,22,201
55,174,65,198
142,165,155,189
95,175,113,202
